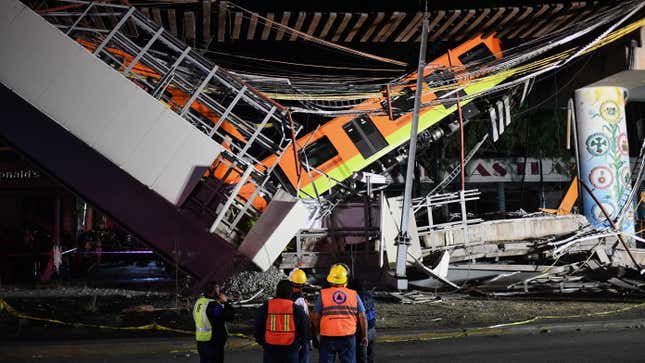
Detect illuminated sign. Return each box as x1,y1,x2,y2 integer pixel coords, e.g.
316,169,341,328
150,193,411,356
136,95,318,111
0,169,41,180
457,158,572,183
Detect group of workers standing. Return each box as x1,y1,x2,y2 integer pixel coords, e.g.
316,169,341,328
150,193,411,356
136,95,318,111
193,263,376,363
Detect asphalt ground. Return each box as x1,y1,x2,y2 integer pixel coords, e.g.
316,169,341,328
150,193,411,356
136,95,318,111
2,318,645,362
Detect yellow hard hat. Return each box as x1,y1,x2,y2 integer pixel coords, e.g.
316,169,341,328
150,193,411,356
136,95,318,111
289,269,307,285
326,264,348,285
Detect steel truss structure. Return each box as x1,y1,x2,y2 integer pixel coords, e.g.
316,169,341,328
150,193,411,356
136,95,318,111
41,1,302,241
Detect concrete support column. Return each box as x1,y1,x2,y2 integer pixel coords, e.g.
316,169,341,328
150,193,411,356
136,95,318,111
574,86,635,245
84,206,93,232
497,182,506,213
53,195,60,245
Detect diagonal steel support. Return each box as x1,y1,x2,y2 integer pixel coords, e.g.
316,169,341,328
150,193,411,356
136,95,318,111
180,66,218,116
209,166,254,233
123,26,164,76
209,85,247,137
66,2,94,35
152,46,192,99
236,106,276,160
94,7,135,55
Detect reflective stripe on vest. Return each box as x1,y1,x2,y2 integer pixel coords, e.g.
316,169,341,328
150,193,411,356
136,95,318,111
265,298,296,346
320,287,358,337
193,297,215,341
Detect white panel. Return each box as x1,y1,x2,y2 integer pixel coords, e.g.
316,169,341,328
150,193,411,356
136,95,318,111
0,6,75,103
152,130,222,205
125,109,191,187
95,85,166,167
239,191,309,271
0,0,27,34
380,196,422,268
42,53,129,148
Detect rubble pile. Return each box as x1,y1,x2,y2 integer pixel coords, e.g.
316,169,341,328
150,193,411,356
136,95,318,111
414,222,645,296
223,266,287,300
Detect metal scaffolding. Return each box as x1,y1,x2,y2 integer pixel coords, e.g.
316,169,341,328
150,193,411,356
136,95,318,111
41,1,302,242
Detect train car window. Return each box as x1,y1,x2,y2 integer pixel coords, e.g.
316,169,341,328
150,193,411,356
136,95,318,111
299,136,338,169
343,115,388,159
458,43,494,67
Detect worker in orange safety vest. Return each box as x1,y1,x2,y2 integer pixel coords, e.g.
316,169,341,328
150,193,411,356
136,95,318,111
311,264,368,363
255,280,309,363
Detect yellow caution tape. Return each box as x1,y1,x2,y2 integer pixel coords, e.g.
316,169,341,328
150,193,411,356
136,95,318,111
487,301,645,329
377,301,645,343
2,297,645,345
0,297,254,341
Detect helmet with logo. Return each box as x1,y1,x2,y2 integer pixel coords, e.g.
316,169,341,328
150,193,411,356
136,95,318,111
289,268,307,285
326,263,349,285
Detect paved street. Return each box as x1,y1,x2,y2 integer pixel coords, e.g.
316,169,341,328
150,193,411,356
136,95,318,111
3,327,645,362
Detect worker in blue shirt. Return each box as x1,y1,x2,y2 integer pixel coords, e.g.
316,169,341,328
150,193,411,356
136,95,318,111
348,279,376,363
193,282,235,363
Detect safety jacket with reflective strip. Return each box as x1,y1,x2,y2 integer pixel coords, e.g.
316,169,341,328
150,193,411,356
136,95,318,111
265,298,296,346
320,287,358,337
193,297,215,341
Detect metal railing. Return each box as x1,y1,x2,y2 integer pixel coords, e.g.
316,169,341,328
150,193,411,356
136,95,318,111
38,1,302,240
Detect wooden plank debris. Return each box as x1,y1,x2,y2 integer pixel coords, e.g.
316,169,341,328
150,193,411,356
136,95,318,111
167,9,178,36
344,13,367,42
217,1,227,42
247,12,258,40
373,12,405,42
331,13,352,42
394,12,423,42
360,12,385,42
184,10,196,46
202,0,211,44
261,12,274,40
456,8,490,41
444,9,475,41
232,11,242,40
415,11,445,42
318,12,337,39
152,8,163,27
275,11,290,41
306,12,322,36
289,12,306,41
429,10,461,42
497,7,533,38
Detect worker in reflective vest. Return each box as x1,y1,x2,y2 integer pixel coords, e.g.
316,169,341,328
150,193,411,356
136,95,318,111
193,282,234,363
289,268,312,363
255,280,309,363
311,264,368,363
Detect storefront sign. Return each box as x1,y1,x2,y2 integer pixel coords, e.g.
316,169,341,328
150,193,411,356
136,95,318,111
0,169,41,180
460,158,572,183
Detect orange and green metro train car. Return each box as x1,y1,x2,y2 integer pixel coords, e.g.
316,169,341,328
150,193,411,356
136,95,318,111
261,34,505,199
77,34,507,212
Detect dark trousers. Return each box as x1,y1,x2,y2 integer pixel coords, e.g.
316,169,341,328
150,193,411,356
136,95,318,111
355,327,376,363
263,346,299,363
298,341,310,363
319,335,356,363
197,338,226,363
